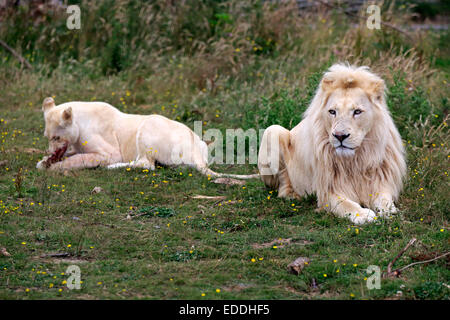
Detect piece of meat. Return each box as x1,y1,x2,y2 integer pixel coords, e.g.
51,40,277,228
44,143,68,168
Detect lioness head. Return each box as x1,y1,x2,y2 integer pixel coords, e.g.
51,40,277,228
42,97,79,155
318,64,386,157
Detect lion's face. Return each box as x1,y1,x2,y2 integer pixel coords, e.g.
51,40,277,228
44,107,78,155
323,87,376,157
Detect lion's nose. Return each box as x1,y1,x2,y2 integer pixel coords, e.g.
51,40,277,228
333,133,350,142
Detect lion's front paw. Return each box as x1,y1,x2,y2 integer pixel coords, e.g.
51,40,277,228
376,204,398,218
36,158,49,170
372,193,398,216
374,198,398,218
348,208,377,225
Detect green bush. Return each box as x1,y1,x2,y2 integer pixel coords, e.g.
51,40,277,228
243,70,322,130
386,72,446,145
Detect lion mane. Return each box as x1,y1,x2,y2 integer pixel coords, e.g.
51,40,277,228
306,64,406,208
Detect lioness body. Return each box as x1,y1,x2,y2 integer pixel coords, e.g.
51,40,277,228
37,99,208,172
258,64,406,224
37,98,257,179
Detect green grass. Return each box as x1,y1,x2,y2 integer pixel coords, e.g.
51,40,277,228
0,0,449,300
0,161,448,299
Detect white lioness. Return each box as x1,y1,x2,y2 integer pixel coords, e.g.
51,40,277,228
37,97,256,179
258,64,406,224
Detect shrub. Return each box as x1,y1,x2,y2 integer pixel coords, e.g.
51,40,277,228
243,70,322,130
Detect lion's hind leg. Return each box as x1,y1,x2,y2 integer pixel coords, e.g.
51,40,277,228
258,125,297,198
131,148,156,170
277,167,299,199
106,141,156,171
130,140,157,171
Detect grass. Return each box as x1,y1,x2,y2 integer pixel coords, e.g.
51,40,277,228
0,0,449,300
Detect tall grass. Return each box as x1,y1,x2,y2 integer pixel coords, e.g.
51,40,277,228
0,0,447,137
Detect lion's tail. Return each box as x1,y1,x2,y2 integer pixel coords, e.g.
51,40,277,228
200,167,260,180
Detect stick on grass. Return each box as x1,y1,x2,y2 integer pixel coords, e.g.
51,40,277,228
0,39,32,69
385,238,416,277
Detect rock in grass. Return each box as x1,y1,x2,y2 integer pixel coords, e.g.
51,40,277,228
91,186,104,194
287,257,310,275
1,247,11,257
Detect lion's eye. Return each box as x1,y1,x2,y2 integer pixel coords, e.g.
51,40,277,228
328,110,336,116
354,109,362,116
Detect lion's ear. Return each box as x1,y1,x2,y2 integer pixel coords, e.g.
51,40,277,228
321,76,335,92
42,97,55,113
369,79,386,103
61,107,72,125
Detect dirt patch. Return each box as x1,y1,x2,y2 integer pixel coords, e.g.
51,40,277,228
41,258,90,264
77,294,99,300
223,283,254,292
284,286,303,296
34,253,91,264
307,290,335,299
6,147,44,154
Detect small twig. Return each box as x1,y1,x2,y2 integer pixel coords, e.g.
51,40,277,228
316,0,413,41
397,252,450,274
385,238,416,277
0,39,32,69
192,195,226,200
40,252,71,258
126,211,150,220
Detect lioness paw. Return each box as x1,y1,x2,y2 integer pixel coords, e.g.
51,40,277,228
348,208,376,225
36,160,45,170
36,158,49,170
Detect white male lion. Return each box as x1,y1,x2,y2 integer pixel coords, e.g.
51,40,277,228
36,97,256,179
258,64,406,224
